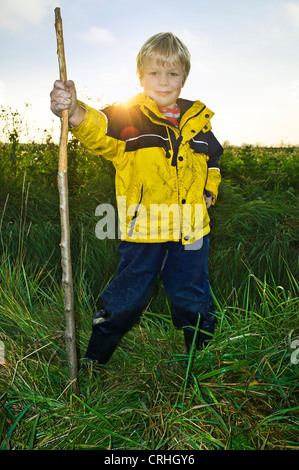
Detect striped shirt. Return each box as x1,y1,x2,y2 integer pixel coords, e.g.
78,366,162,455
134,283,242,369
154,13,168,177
158,104,180,127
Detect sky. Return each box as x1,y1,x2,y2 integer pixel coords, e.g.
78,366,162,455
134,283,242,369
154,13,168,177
0,0,299,146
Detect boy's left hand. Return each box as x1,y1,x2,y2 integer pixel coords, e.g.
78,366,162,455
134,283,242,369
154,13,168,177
204,191,214,209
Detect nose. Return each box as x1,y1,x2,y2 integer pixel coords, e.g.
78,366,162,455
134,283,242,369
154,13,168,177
158,73,169,86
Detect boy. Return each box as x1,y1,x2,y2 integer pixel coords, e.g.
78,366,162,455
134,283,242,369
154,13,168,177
50,32,223,365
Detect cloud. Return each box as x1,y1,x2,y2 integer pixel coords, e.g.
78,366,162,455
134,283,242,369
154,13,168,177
79,26,116,44
284,2,299,26
0,0,56,31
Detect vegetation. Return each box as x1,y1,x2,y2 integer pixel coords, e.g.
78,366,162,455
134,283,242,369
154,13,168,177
0,107,298,450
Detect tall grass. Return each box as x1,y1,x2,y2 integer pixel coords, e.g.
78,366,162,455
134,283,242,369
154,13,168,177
0,139,298,450
0,255,298,450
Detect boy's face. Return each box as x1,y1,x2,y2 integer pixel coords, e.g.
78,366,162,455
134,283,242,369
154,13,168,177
140,57,184,109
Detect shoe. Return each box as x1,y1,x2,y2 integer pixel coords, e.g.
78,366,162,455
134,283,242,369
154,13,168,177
84,310,123,364
183,320,215,354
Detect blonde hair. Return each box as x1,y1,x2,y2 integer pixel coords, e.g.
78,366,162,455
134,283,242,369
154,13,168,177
136,32,191,86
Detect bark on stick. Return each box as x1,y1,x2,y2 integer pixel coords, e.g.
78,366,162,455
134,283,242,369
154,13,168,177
55,7,79,394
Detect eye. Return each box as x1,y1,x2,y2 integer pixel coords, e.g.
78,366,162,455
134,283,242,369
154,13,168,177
149,71,158,76
170,72,178,76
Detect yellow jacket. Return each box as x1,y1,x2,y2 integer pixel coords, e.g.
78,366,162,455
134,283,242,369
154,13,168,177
71,93,222,244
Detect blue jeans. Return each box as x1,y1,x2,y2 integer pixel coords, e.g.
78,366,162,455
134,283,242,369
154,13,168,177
100,235,215,333
85,236,216,363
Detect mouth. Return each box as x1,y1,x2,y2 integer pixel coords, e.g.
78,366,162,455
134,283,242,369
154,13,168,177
155,91,171,96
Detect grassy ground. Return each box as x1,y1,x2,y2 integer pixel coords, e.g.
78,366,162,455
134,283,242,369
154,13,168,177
0,142,298,450
0,262,298,450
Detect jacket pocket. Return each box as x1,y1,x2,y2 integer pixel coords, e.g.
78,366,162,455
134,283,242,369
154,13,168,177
189,138,208,157
128,184,143,237
126,177,143,207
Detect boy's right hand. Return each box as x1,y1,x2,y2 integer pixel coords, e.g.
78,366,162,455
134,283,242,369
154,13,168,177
50,80,85,127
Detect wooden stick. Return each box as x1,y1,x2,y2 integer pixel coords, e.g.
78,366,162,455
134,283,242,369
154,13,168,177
54,7,79,394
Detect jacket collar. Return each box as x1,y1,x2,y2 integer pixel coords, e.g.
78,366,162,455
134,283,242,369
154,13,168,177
125,93,214,135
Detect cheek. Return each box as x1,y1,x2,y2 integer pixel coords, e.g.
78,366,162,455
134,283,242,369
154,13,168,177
171,77,183,91
173,83,183,94
141,77,153,90
177,78,184,88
